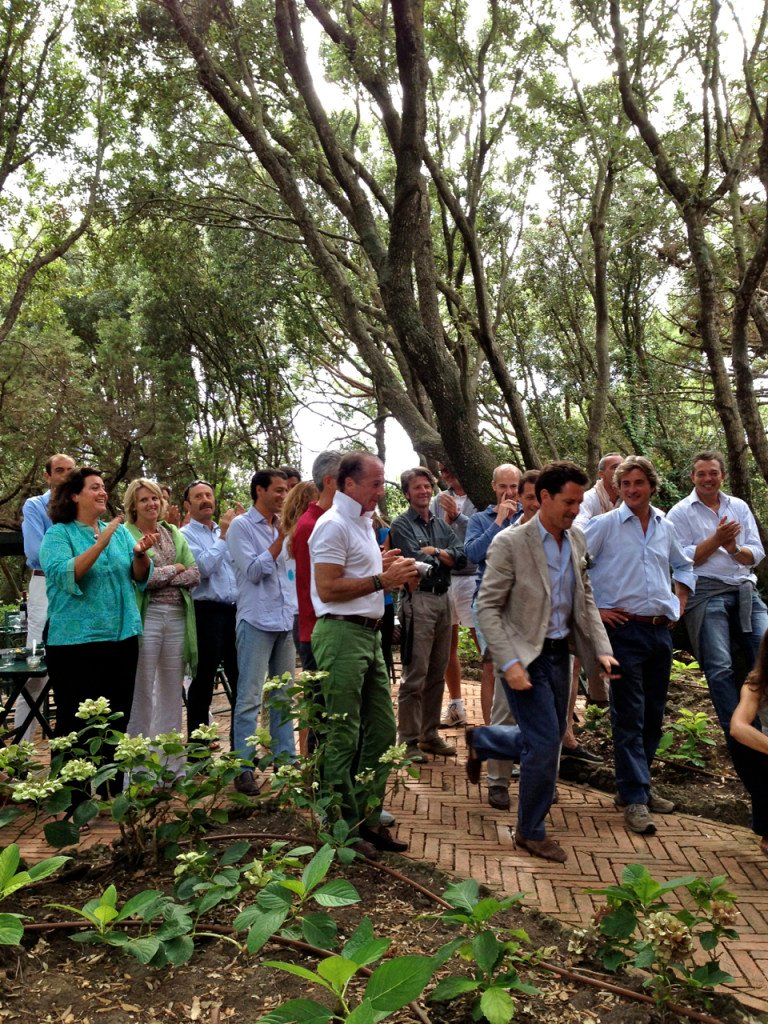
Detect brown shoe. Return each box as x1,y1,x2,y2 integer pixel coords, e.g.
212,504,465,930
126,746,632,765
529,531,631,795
351,837,380,861
418,736,457,756
359,823,408,853
515,833,567,863
234,770,261,796
465,726,481,784
488,785,510,811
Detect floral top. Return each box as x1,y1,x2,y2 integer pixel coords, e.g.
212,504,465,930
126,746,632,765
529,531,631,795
145,524,200,605
40,521,149,646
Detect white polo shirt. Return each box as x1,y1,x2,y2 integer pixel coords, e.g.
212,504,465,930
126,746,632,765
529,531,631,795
309,491,384,618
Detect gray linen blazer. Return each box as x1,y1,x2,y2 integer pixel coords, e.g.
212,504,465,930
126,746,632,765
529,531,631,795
476,514,612,677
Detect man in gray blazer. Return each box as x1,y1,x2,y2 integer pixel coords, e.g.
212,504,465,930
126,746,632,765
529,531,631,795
468,462,616,863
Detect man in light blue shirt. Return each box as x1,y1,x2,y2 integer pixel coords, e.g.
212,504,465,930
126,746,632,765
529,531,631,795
227,469,296,795
585,456,695,836
181,481,244,745
18,452,75,740
666,450,767,748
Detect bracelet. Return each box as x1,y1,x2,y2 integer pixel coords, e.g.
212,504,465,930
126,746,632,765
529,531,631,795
371,574,383,592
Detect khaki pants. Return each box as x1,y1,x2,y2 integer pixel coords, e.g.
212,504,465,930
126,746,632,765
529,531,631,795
397,590,451,745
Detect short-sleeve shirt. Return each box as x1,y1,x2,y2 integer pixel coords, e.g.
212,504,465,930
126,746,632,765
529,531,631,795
309,491,384,618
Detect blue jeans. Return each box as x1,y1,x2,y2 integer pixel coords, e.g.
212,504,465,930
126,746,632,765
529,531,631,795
607,621,672,805
473,643,569,840
697,590,768,740
233,621,296,764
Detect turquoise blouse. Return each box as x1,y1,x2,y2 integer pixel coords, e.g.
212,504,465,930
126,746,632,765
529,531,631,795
40,521,149,646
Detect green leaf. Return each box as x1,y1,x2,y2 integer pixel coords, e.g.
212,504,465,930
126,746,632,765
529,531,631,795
472,930,502,974
219,840,252,865
163,934,195,966
102,885,118,908
247,908,290,953
27,854,70,884
690,962,734,987
313,879,360,907
341,918,391,967
43,820,80,848
0,846,20,890
431,936,465,971
345,1001,376,1024
42,788,73,815
255,999,333,1023
301,844,334,895
125,935,162,964
258,884,295,911
262,961,334,993
0,913,24,945
600,906,637,939
72,800,99,827
301,912,338,950
442,878,480,913
0,808,23,830
115,890,166,922
480,986,515,1024
602,949,628,971
317,955,358,989
428,976,480,1001
365,955,434,1012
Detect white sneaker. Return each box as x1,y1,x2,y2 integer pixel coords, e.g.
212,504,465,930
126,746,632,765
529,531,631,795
379,809,396,827
439,702,467,728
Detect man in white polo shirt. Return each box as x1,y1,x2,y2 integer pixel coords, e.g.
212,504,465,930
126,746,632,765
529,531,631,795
309,451,418,856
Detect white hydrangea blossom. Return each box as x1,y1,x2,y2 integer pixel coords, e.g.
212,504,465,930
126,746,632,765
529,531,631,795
59,759,98,782
114,735,151,761
48,732,79,752
12,779,64,802
190,723,220,742
379,743,408,765
76,697,111,719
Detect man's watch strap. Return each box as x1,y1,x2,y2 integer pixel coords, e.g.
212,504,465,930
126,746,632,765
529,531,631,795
372,574,383,592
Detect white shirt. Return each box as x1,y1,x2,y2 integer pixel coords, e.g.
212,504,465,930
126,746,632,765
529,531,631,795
309,491,384,618
666,489,764,586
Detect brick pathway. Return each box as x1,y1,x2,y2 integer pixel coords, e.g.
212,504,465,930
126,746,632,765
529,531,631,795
6,680,768,1015
390,682,768,1016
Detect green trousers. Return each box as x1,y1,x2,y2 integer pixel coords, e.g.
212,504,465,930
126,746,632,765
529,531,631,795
311,617,396,827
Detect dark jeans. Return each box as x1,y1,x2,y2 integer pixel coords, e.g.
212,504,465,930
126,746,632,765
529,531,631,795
501,643,570,840
46,635,139,800
731,740,768,836
187,600,238,745
607,620,672,805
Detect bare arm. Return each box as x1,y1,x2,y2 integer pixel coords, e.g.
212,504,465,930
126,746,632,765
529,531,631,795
730,684,768,755
73,517,125,581
315,554,418,603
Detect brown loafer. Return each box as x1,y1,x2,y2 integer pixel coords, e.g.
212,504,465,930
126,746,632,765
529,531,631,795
465,726,481,784
515,833,567,863
418,737,457,756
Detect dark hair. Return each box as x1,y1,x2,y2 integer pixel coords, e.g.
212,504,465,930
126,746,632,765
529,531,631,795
615,455,659,495
535,461,589,501
400,466,436,496
45,453,73,475
746,631,768,703
337,452,378,491
49,467,102,524
250,469,288,501
278,465,301,481
519,469,541,492
183,479,214,504
691,449,726,475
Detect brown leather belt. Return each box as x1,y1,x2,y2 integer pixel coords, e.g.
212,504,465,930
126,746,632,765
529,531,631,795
624,613,671,626
31,570,45,577
321,613,382,631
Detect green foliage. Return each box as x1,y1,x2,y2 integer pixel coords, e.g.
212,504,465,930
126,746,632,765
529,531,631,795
582,703,611,735
256,918,434,1024
0,843,69,945
426,879,539,1023
575,865,738,1007
656,709,716,768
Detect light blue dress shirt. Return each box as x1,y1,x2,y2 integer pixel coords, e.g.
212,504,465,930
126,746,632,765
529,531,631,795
666,489,764,586
180,518,237,604
226,506,294,632
537,519,575,639
21,491,51,570
584,504,696,618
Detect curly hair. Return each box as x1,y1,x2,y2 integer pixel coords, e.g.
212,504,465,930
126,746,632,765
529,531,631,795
48,467,101,524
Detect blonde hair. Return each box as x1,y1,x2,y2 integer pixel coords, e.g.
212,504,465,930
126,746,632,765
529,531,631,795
123,478,164,523
282,480,319,557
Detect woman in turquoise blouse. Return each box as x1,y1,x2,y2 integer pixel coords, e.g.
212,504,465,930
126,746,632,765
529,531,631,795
40,468,156,743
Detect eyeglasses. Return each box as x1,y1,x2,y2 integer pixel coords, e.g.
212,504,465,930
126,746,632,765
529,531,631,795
182,479,214,503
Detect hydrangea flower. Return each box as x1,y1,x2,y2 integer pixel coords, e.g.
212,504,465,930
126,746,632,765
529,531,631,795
48,732,79,752
246,727,272,750
114,735,151,761
173,850,210,878
12,779,64,802
379,743,408,765
59,759,98,782
76,697,111,719
190,723,220,742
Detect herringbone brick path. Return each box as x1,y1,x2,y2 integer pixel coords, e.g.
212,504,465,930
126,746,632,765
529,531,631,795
390,681,768,1016
6,680,768,1014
